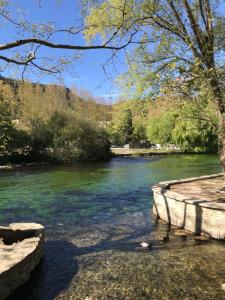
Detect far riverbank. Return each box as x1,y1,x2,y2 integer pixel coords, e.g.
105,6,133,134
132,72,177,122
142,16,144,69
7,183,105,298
111,147,185,157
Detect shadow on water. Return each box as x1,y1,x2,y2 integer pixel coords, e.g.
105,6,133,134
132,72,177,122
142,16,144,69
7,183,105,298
7,240,79,300
6,215,222,300
7,218,164,300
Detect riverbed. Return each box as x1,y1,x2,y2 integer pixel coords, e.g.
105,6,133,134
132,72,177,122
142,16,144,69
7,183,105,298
1,155,225,299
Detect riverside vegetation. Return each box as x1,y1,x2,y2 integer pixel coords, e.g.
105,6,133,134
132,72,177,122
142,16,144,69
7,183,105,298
0,76,219,166
0,78,111,164
84,0,225,171
0,1,224,165
108,96,218,153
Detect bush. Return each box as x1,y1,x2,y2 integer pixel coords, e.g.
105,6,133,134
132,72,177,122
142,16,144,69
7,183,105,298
172,118,217,153
48,112,111,161
146,103,218,153
0,106,111,163
146,111,178,145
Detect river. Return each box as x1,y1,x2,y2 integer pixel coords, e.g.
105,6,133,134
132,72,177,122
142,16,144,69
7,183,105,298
1,154,225,299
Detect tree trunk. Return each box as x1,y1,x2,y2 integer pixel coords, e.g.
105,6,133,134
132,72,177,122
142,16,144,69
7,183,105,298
208,72,225,172
218,117,225,173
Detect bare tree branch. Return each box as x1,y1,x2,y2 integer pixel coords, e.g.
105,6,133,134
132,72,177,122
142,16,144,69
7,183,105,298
0,30,138,52
199,0,207,30
166,0,203,64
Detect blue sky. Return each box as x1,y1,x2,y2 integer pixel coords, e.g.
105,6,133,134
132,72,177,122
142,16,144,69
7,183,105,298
2,1,224,103
1,0,126,102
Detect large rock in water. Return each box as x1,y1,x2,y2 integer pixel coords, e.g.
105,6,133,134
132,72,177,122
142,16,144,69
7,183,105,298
0,223,44,300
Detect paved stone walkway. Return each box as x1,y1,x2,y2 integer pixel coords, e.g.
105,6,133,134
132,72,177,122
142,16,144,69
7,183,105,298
170,175,225,203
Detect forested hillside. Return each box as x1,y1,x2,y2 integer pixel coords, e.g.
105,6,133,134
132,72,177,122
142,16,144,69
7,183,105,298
0,76,112,127
0,77,112,163
0,75,218,165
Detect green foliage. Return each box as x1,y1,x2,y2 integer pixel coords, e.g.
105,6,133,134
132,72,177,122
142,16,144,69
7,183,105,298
0,87,111,163
146,100,218,153
84,0,135,42
0,94,13,152
108,98,149,145
23,112,111,162
29,118,52,153
172,101,218,153
84,0,225,100
84,0,225,163
132,121,146,143
172,117,217,153
7,127,30,155
0,93,32,162
108,108,133,145
147,111,178,145
120,109,133,144
48,112,111,161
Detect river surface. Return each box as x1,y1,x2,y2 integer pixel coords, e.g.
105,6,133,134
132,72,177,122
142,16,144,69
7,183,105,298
1,154,225,299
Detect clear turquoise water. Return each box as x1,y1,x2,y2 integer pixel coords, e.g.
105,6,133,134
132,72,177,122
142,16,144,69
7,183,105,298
0,155,221,230
3,155,225,300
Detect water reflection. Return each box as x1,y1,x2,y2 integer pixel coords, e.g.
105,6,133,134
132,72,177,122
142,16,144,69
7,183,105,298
8,216,225,300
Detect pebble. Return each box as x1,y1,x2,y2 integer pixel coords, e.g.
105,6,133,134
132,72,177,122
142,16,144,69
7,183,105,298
221,283,225,291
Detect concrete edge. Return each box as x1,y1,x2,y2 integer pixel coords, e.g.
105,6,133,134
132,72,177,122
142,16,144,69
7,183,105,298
151,173,225,210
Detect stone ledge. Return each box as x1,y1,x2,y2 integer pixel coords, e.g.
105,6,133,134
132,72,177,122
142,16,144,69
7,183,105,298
0,223,44,300
152,173,225,239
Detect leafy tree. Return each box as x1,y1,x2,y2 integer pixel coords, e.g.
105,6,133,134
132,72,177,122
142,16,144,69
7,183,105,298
7,128,31,157
146,99,218,152
108,99,149,145
0,94,14,152
108,108,133,145
29,118,53,153
84,0,225,170
172,116,217,153
147,111,178,145
172,99,218,152
132,121,146,143
0,93,31,162
121,109,133,144
47,112,111,161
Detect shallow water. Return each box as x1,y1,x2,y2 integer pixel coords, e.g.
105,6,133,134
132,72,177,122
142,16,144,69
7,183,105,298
2,154,225,299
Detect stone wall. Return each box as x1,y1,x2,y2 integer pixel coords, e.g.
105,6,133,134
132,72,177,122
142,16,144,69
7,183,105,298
152,173,225,239
0,223,44,300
